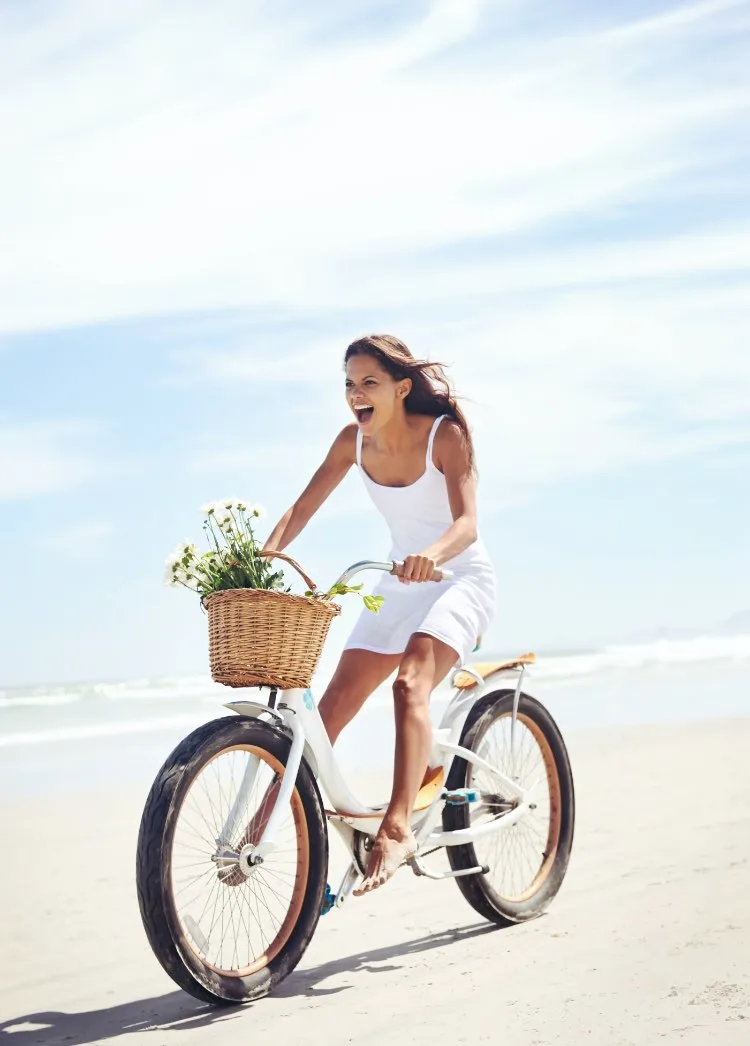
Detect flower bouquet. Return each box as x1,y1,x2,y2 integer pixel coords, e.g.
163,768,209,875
165,499,383,690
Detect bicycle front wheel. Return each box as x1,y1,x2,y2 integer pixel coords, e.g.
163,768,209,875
136,716,328,1004
443,690,575,926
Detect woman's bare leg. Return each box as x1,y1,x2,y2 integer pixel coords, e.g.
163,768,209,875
354,633,458,895
318,648,401,744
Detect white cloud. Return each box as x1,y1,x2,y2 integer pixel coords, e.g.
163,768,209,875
598,0,746,42
0,1,748,330
2,1,749,514
0,420,102,501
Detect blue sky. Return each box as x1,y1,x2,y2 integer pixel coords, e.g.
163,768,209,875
1,0,749,685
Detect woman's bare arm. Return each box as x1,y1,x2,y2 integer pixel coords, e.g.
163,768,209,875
263,425,357,552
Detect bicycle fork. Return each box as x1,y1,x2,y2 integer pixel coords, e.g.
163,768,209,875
214,703,307,864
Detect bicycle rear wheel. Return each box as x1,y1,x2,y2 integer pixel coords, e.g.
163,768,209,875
136,716,328,1003
443,690,574,926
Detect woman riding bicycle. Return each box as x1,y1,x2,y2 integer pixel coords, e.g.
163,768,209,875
263,334,496,892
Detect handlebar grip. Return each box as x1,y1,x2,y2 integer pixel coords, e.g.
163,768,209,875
391,560,454,583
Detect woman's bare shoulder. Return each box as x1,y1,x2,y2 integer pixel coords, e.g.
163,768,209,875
329,423,358,464
433,417,471,464
434,416,463,444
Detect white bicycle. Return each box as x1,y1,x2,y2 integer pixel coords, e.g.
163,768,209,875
136,559,575,1004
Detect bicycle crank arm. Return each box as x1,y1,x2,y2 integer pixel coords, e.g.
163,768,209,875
334,861,361,909
409,855,489,880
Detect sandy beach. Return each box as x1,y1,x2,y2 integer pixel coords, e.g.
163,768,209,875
1,715,748,1045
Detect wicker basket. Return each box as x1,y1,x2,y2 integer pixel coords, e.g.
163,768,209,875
204,551,341,689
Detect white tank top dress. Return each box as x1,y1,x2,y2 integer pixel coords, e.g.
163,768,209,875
343,415,496,666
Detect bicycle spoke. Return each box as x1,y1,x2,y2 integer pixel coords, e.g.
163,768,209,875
468,712,559,900
169,742,308,977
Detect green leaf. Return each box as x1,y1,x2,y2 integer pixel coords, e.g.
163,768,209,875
326,582,364,598
363,594,385,614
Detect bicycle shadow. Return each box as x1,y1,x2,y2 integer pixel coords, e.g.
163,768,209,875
0,922,507,1043
0,991,239,1046
274,919,504,998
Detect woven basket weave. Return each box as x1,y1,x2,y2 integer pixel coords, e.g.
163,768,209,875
204,551,341,689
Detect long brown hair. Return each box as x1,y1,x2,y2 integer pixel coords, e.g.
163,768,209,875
344,334,475,473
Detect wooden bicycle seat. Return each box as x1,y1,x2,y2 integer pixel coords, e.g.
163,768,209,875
453,653,536,690
412,765,446,810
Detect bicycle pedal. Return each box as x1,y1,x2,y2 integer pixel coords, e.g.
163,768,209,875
320,883,336,915
443,788,479,805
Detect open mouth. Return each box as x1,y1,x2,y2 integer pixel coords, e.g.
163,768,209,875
353,405,375,425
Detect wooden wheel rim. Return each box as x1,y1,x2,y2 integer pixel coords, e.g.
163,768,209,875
170,744,310,978
469,711,562,903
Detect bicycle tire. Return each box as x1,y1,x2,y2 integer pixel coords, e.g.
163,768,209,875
136,716,328,1003
443,689,575,926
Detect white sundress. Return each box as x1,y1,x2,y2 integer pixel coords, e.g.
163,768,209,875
343,415,496,666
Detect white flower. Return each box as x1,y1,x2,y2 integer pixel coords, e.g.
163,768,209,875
201,501,218,516
164,562,179,586
222,498,241,510
167,542,190,566
181,541,198,560
252,504,266,519
235,499,248,511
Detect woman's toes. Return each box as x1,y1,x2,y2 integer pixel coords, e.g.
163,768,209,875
353,830,417,895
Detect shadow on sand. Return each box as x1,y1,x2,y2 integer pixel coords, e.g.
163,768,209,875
274,919,501,998
0,921,501,1044
0,992,238,1046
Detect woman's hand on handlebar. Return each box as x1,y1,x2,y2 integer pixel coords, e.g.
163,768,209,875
395,554,439,584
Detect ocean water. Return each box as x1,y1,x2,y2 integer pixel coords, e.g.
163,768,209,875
1,634,748,799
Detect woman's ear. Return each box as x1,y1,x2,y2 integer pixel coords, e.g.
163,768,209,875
398,379,412,399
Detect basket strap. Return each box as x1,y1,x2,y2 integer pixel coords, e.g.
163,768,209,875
258,550,319,592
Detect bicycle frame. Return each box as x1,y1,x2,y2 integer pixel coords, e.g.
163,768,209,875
219,560,535,905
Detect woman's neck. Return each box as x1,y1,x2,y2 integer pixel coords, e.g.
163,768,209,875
369,411,427,456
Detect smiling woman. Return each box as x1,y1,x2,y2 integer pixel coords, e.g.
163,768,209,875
263,334,496,893
344,334,476,473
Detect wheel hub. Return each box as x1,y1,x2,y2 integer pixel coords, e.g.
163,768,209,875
213,844,261,886
238,843,262,876
480,792,516,813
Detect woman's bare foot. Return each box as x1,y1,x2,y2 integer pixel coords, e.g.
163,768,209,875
353,824,417,895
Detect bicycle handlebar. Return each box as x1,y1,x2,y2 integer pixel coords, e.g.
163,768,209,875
331,559,454,590
392,559,454,583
